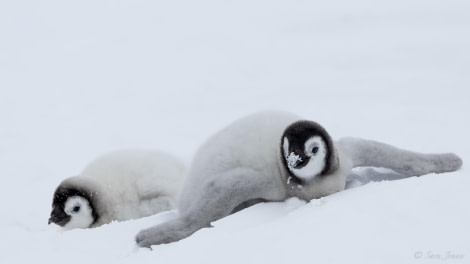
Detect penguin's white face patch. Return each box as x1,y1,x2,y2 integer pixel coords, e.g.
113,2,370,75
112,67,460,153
283,137,290,162
285,136,327,181
62,196,94,230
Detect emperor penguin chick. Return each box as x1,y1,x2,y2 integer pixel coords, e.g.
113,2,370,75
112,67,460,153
135,111,463,247
48,150,186,230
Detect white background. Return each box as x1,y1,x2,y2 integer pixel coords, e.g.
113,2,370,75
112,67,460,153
0,0,468,263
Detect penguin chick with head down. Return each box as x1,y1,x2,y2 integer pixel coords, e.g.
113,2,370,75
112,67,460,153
135,111,463,247
49,150,186,230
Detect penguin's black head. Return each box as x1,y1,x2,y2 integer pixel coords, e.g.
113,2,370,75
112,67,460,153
281,120,339,184
49,185,99,229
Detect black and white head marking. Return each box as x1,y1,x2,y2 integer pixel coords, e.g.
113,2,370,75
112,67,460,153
281,120,339,184
48,185,99,229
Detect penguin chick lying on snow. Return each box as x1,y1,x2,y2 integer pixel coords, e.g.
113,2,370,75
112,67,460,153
135,111,463,247
49,150,186,230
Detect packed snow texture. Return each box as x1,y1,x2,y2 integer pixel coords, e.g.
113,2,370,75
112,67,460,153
287,152,302,168
0,0,469,263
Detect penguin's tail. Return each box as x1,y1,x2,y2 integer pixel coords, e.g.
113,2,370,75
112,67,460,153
337,137,463,176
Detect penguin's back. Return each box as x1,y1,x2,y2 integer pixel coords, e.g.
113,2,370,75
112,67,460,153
190,111,301,175
79,149,186,223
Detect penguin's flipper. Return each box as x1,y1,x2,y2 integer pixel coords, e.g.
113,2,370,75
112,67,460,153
135,168,281,247
337,137,463,176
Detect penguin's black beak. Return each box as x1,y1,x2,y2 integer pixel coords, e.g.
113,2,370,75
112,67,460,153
48,206,69,226
48,215,64,225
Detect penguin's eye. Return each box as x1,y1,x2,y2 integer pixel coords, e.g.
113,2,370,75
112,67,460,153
72,206,80,213
312,147,319,154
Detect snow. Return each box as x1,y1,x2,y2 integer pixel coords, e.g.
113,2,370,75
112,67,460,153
287,152,303,168
0,0,469,263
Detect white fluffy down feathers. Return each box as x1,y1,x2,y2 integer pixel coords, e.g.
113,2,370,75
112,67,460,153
49,150,186,229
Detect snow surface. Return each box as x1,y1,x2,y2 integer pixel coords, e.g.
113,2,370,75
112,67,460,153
1,0,469,263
